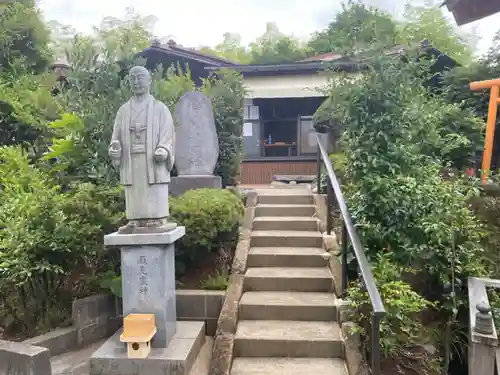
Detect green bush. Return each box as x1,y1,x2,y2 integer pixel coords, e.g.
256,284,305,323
314,152,347,194
348,255,436,359
170,188,244,259
470,185,500,279
0,147,123,335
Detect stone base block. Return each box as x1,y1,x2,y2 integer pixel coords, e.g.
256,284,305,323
0,340,51,375
170,175,222,197
90,321,205,375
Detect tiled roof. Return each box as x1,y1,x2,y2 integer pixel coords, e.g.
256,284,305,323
300,52,344,62
141,40,237,66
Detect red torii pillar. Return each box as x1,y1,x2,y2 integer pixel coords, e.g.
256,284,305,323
470,78,500,183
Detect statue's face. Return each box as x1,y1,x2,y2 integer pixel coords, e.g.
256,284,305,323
129,67,151,96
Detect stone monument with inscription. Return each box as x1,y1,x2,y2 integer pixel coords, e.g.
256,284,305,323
170,91,222,196
89,66,205,375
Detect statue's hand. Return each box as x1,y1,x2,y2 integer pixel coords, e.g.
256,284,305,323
154,147,168,163
109,140,122,160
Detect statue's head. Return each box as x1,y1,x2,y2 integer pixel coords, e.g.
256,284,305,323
129,66,151,96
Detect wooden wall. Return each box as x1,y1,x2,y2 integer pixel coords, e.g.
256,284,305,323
239,160,316,185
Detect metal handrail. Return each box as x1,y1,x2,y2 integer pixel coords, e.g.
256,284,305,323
315,133,386,375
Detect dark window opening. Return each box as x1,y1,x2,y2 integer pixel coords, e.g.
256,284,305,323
254,97,325,158
263,119,298,157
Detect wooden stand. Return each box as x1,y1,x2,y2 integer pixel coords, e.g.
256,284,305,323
120,314,157,359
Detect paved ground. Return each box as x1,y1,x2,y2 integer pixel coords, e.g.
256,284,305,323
189,337,213,375
50,336,213,375
51,339,107,375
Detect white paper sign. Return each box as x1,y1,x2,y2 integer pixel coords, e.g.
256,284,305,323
243,123,253,137
308,132,316,147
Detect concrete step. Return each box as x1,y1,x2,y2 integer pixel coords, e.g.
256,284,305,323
255,204,316,217
231,358,348,375
257,194,314,205
244,267,333,292
247,247,327,268
252,217,318,231
239,291,336,321
250,230,323,248
234,320,343,358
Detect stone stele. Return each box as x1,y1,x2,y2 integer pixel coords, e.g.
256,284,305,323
170,91,222,196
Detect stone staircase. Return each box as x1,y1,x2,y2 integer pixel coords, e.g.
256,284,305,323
230,188,348,375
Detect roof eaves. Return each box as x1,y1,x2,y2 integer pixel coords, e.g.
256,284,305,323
205,60,365,74
168,45,237,66
141,44,236,66
440,0,461,11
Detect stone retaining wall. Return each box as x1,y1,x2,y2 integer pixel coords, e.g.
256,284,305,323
23,294,119,357
3,289,224,375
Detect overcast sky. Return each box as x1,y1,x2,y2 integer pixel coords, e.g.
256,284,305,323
38,0,500,56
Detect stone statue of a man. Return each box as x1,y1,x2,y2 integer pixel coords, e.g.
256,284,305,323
109,66,176,234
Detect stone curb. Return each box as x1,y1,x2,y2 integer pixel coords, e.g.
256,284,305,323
209,333,234,375
342,322,370,375
209,191,256,375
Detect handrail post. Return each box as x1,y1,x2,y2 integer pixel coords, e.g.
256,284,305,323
371,314,381,375
316,143,321,194
326,179,333,235
341,221,348,297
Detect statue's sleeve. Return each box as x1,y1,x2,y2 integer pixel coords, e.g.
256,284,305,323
110,107,122,145
157,103,175,171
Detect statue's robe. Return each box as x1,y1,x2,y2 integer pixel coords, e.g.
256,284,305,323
110,94,175,220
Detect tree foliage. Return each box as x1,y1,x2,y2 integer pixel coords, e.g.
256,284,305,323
308,1,473,65
397,5,474,65
0,0,52,73
200,33,252,64
249,22,309,64
49,7,156,69
309,1,396,55
202,22,311,64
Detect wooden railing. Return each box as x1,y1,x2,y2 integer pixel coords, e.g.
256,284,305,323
315,134,386,375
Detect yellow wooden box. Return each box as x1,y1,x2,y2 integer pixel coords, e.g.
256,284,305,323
120,314,157,359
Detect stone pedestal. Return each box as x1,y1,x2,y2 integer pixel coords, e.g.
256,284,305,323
90,321,205,375
90,228,207,375
104,228,185,349
170,175,222,197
